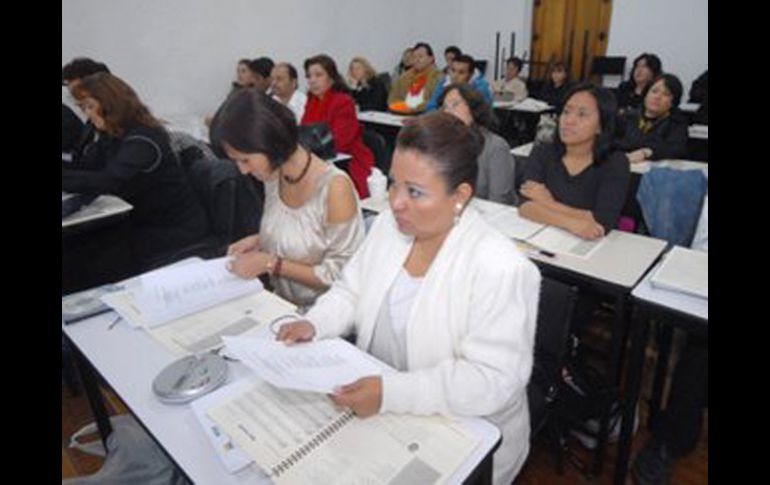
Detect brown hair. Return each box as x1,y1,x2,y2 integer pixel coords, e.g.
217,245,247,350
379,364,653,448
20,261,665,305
72,72,162,137
303,54,349,94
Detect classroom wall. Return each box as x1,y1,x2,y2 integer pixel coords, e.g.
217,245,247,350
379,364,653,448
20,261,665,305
606,0,708,96
62,0,462,117
459,0,533,81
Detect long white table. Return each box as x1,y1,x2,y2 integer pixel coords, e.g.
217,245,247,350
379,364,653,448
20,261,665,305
64,287,501,484
62,195,133,230
357,110,408,128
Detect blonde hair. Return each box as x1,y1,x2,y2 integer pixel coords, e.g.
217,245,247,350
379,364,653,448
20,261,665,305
347,56,378,87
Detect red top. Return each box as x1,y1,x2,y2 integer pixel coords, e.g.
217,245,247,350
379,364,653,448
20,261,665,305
301,90,374,198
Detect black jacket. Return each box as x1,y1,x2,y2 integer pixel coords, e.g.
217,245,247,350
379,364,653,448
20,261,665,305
616,109,689,160
350,76,388,111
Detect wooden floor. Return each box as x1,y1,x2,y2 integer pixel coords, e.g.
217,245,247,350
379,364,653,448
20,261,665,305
62,317,708,483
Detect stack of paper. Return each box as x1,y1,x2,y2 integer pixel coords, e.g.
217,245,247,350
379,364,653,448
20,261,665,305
650,246,708,299
527,225,604,258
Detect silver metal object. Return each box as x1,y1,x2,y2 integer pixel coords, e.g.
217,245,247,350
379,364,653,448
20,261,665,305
152,353,228,404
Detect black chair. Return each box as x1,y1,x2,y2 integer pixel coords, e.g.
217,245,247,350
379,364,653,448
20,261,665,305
377,72,392,96
527,277,579,473
146,147,263,269
362,128,391,175
590,56,626,77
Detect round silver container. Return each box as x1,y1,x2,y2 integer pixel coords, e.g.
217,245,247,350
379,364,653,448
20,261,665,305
152,353,228,404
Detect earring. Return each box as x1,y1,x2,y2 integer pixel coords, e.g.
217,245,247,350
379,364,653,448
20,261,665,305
453,202,464,226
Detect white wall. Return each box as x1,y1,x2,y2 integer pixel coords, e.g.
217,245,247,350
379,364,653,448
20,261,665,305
607,0,708,96
63,0,462,117
459,0,533,81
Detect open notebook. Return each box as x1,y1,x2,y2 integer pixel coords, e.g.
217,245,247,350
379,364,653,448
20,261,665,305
203,378,480,484
650,246,708,299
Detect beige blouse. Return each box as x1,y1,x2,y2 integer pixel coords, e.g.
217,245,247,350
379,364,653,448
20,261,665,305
259,164,365,308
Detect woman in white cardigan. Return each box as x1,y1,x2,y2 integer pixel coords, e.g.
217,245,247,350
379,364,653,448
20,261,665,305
277,112,541,484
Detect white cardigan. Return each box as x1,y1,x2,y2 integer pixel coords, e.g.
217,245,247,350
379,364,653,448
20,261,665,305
304,204,541,484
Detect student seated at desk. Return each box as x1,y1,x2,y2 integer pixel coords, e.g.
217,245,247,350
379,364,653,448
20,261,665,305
271,62,307,123
688,69,708,125
519,83,630,240
535,61,573,111
347,56,388,112
616,53,662,113
425,54,493,111
387,42,443,114
617,74,689,163
62,73,209,270
440,83,517,205
276,112,542,485
212,89,365,309
492,56,528,102
301,54,375,198
62,57,112,168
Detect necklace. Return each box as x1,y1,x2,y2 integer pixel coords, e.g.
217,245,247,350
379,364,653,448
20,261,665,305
282,149,312,185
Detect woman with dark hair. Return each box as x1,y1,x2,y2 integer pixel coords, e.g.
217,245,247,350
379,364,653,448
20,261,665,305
536,61,572,110
518,83,630,239
212,89,365,308
616,53,662,112
276,111,541,485
62,72,209,268
440,83,517,205
301,54,375,198
617,73,689,163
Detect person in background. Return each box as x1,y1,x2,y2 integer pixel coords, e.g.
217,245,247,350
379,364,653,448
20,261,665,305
347,56,388,111
616,73,688,163
271,62,307,123
212,89,365,308
248,57,275,95
518,83,630,240
688,69,708,125
493,56,528,102
232,58,254,89
392,46,414,79
426,54,493,111
616,53,662,113
62,57,112,166
62,72,209,270
443,45,462,75
276,112,541,485
440,83,516,205
387,42,443,114
301,54,375,198
536,61,572,111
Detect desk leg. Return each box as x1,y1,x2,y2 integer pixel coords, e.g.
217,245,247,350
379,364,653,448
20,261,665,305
70,339,113,450
591,293,630,476
613,304,652,485
462,451,494,485
649,323,674,429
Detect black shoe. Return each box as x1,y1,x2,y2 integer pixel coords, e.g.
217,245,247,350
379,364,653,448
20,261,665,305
632,441,673,485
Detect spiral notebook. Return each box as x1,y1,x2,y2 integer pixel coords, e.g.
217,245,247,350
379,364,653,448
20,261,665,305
205,378,480,484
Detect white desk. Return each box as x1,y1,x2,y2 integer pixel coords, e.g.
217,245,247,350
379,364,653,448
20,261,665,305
62,195,133,229
162,114,210,143
630,158,709,175
329,152,352,165
493,98,554,114
64,289,501,484
615,255,707,484
680,102,701,114
688,124,708,140
511,142,534,158
357,110,407,128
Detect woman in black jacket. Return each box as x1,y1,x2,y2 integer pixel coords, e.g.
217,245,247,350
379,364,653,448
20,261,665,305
617,73,689,163
536,62,573,111
62,72,209,268
347,57,388,111
616,53,662,113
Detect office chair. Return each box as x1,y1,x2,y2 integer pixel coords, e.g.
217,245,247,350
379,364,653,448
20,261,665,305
527,277,579,473
362,128,391,175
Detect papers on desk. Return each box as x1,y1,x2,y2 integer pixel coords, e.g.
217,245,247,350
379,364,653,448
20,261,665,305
650,246,708,299
62,284,123,324
495,97,553,112
470,198,545,241
203,377,480,484
101,257,262,329
357,110,407,127
527,225,605,258
223,336,382,394
688,124,708,140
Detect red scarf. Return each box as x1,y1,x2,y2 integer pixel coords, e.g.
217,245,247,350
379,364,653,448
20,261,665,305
408,73,429,96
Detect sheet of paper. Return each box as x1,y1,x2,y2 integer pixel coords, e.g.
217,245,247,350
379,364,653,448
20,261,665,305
650,245,708,299
147,290,296,356
527,225,605,258
101,257,263,329
222,336,382,394
471,199,546,241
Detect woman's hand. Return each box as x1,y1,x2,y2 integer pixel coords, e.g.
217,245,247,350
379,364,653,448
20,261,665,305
227,234,260,256
520,181,554,203
330,376,382,418
626,149,650,164
567,218,605,240
227,250,270,279
275,320,316,344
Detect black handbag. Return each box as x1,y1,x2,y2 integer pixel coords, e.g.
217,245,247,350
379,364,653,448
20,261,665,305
298,122,336,160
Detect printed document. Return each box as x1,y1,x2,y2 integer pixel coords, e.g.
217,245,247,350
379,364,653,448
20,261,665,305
650,246,708,299
527,225,605,258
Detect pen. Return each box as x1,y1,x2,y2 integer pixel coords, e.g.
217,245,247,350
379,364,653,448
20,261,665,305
527,249,556,259
108,315,122,330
